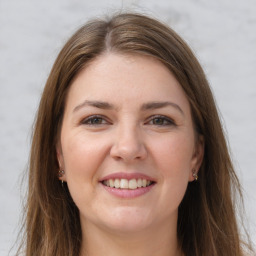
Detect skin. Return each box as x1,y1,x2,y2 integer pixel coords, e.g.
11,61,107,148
57,53,204,256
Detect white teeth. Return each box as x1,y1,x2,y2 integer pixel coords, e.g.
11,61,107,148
109,179,114,188
128,179,137,189
114,179,120,188
120,179,129,189
103,178,153,189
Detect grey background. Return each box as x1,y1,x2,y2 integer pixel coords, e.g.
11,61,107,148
0,0,255,254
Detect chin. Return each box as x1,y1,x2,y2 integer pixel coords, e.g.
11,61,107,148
97,206,154,233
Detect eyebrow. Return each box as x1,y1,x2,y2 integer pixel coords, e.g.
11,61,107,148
73,100,184,115
141,101,184,115
73,100,115,112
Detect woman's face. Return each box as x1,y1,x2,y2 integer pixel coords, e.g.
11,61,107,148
57,53,204,234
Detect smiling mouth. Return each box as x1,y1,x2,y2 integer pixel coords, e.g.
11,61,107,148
102,178,155,190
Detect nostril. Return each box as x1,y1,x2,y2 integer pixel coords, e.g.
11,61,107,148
110,141,148,162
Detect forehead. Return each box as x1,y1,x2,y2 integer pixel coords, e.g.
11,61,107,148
65,53,190,113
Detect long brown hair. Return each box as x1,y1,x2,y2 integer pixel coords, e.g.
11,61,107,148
17,12,253,256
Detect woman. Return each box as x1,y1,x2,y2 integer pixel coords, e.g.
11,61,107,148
17,13,253,256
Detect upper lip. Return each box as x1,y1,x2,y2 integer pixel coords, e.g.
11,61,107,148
99,172,157,182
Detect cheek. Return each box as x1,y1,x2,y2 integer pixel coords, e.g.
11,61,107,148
152,133,193,191
60,133,110,210
61,132,109,182
152,135,193,211
152,133,194,175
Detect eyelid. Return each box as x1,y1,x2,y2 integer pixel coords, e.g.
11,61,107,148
80,114,111,125
145,115,176,126
79,114,175,126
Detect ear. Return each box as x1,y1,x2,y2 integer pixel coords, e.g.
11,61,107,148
189,135,204,182
56,142,66,181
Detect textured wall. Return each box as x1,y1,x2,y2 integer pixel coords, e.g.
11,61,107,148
0,0,255,254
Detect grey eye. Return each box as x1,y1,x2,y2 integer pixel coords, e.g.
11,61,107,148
148,116,174,126
82,115,108,125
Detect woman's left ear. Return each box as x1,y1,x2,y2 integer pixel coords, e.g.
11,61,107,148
189,135,204,182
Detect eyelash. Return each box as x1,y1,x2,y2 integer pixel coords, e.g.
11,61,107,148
146,115,175,126
80,115,110,126
80,115,175,127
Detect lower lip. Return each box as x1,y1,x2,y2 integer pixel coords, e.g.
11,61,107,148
101,183,155,198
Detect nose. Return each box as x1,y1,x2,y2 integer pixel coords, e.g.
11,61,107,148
110,124,147,162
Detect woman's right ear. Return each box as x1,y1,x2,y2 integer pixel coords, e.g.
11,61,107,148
56,142,64,170
56,143,67,181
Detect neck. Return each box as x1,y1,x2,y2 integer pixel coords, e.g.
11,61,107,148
79,219,183,256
